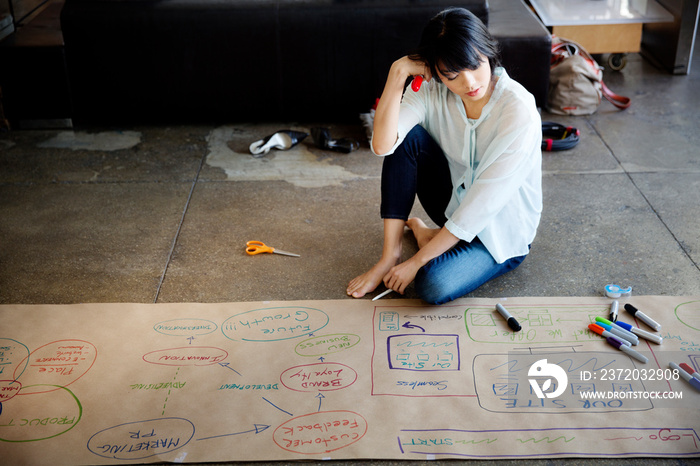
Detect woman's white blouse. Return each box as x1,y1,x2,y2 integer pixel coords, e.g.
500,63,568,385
371,67,543,264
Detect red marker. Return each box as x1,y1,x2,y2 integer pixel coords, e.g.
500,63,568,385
679,363,700,381
671,362,700,391
411,75,424,92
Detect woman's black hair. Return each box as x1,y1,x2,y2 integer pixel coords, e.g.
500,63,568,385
409,8,501,78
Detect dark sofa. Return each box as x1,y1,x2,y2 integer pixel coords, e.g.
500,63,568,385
60,0,550,125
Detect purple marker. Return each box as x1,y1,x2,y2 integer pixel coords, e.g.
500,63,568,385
606,336,648,363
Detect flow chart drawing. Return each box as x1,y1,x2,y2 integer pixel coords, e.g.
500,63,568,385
1,296,699,464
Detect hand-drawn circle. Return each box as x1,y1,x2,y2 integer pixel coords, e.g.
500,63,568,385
280,362,358,392
153,318,218,336
295,334,361,357
0,380,22,403
0,338,30,382
674,300,700,331
0,384,82,442
221,306,329,342
142,347,228,366
87,417,194,460
273,410,368,454
15,340,97,395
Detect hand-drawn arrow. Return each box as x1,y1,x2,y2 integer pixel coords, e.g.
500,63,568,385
318,356,325,363
218,362,242,376
316,393,325,412
402,321,426,332
187,336,195,344
262,397,293,416
196,424,270,441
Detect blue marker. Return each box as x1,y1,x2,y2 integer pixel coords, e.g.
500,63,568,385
595,317,639,344
589,323,629,345
596,317,639,346
606,318,663,345
596,316,633,334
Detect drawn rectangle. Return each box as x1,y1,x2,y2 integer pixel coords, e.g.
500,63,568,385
464,305,609,344
473,351,654,413
387,334,460,372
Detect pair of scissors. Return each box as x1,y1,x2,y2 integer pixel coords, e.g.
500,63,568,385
245,241,300,257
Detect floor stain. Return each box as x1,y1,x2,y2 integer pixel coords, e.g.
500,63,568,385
37,131,142,151
205,126,363,188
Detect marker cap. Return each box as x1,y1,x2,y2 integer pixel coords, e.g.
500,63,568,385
496,303,521,332
507,317,521,332
613,320,633,332
606,336,625,349
679,363,700,380
609,300,619,321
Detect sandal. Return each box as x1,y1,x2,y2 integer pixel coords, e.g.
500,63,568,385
249,130,308,157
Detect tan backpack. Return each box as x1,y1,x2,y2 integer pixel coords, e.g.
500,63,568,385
547,36,630,115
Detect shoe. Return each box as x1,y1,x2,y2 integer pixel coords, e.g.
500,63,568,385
249,130,308,157
311,127,360,154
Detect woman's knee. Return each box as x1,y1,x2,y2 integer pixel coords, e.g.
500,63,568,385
405,124,431,142
414,246,529,305
395,125,435,157
414,269,470,305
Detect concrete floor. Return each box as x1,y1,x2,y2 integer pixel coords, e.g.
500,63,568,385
1,50,700,466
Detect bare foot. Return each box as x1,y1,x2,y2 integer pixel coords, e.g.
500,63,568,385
347,257,398,298
348,218,405,299
406,217,440,249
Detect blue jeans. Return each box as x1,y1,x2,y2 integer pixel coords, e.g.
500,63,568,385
380,125,527,305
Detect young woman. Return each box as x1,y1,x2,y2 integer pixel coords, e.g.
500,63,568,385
346,8,542,305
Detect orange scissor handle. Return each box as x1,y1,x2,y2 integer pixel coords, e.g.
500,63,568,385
246,241,275,255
